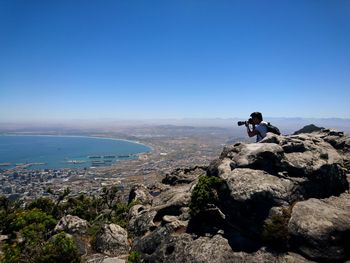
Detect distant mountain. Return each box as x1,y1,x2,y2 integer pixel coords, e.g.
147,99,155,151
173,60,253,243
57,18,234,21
293,124,325,135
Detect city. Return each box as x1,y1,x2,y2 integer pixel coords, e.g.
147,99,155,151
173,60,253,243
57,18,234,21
0,125,238,201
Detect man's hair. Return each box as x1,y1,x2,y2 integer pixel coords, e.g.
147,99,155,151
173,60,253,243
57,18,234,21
250,112,263,122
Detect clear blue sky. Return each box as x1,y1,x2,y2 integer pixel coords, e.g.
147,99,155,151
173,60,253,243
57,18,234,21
0,0,349,121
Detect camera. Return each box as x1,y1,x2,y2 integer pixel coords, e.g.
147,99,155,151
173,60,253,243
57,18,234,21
237,118,253,126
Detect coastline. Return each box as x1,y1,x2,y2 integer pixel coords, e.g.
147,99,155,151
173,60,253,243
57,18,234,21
0,133,153,152
0,134,153,170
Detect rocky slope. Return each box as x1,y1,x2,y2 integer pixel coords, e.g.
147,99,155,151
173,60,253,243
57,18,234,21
47,129,350,262
127,129,350,263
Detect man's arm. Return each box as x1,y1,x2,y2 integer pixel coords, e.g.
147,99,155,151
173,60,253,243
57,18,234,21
246,123,258,137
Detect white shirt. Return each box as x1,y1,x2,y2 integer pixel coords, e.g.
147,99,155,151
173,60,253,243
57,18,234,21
255,121,268,142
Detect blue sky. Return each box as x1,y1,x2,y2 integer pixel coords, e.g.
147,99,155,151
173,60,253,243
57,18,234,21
0,0,349,121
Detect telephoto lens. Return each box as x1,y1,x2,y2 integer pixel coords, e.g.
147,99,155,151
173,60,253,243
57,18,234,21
237,121,246,126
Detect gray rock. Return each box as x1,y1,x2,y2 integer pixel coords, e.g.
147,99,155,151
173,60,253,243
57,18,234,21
54,215,92,256
95,224,129,257
128,184,153,205
127,203,157,237
152,183,193,224
221,168,295,204
128,130,350,262
218,133,349,198
162,166,206,185
288,196,350,261
54,215,89,235
221,142,285,175
84,253,127,263
134,232,314,263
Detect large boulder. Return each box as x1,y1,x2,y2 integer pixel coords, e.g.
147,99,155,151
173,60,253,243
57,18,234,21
162,166,206,185
133,231,313,263
54,215,91,256
288,194,350,261
128,183,192,237
214,133,348,198
55,215,89,235
221,168,295,204
128,184,153,205
95,224,129,257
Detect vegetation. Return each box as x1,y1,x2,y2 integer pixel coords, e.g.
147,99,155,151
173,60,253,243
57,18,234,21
127,251,141,263
262,206,293,249
189,175,225,216
0,186,137,263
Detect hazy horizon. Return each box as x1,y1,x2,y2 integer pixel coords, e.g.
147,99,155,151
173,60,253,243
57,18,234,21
1,116,350,134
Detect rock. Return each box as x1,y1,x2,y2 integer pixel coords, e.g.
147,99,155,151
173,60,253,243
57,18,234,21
288,196,350,261
162,166,206,185
128,130,350,262
217,133,349,198
152,183,193,223
128,184,153,205
54,215,89,235
54,215,93,256
95,224,130,257
221,168,295,204
128,205,157,237
133,232,314,263
246,248,315,262
84,253,127,263
221,143,285,175
218,168,295,236
293,124,324,135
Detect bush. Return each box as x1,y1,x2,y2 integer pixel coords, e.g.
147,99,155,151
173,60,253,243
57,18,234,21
189,176,224,216
41,232,81,263
127,251,141,263
262,206,292,249
27,197,55,215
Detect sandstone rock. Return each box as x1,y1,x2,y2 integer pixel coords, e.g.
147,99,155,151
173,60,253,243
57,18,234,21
95,224,129,257
84,253,127,263
151,183,193,224
288,197,350,261
221,142,285,175
54,215,89,234
162,166,206,185
128,184,153,205
221,168,295,204
128,208,157,237
216,133,349,198
216,168,295,236
128,130,350,262
134,232,314,263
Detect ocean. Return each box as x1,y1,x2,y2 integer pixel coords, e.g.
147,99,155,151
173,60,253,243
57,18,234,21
0,135,151,170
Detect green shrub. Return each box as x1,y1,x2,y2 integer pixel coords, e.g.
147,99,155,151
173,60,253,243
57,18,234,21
189,176,224,216
1,209,64,263
262,206,292,249
27,197,55,215
41,232,81,263
127,251,141,263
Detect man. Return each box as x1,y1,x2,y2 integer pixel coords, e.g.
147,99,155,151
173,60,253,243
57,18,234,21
246,112,268,142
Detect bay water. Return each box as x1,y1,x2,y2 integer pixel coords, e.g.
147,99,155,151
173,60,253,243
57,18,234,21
0,135,151,170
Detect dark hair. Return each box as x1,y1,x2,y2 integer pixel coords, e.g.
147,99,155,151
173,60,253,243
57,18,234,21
250,112,263,122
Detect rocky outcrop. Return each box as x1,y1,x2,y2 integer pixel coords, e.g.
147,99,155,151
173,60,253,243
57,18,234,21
55,215,89,234
127,129,350,262
95,224,129,257
293,124,324,135
128,184,154,205
162,166,207,185
288,194,350,261
54,215,91,256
